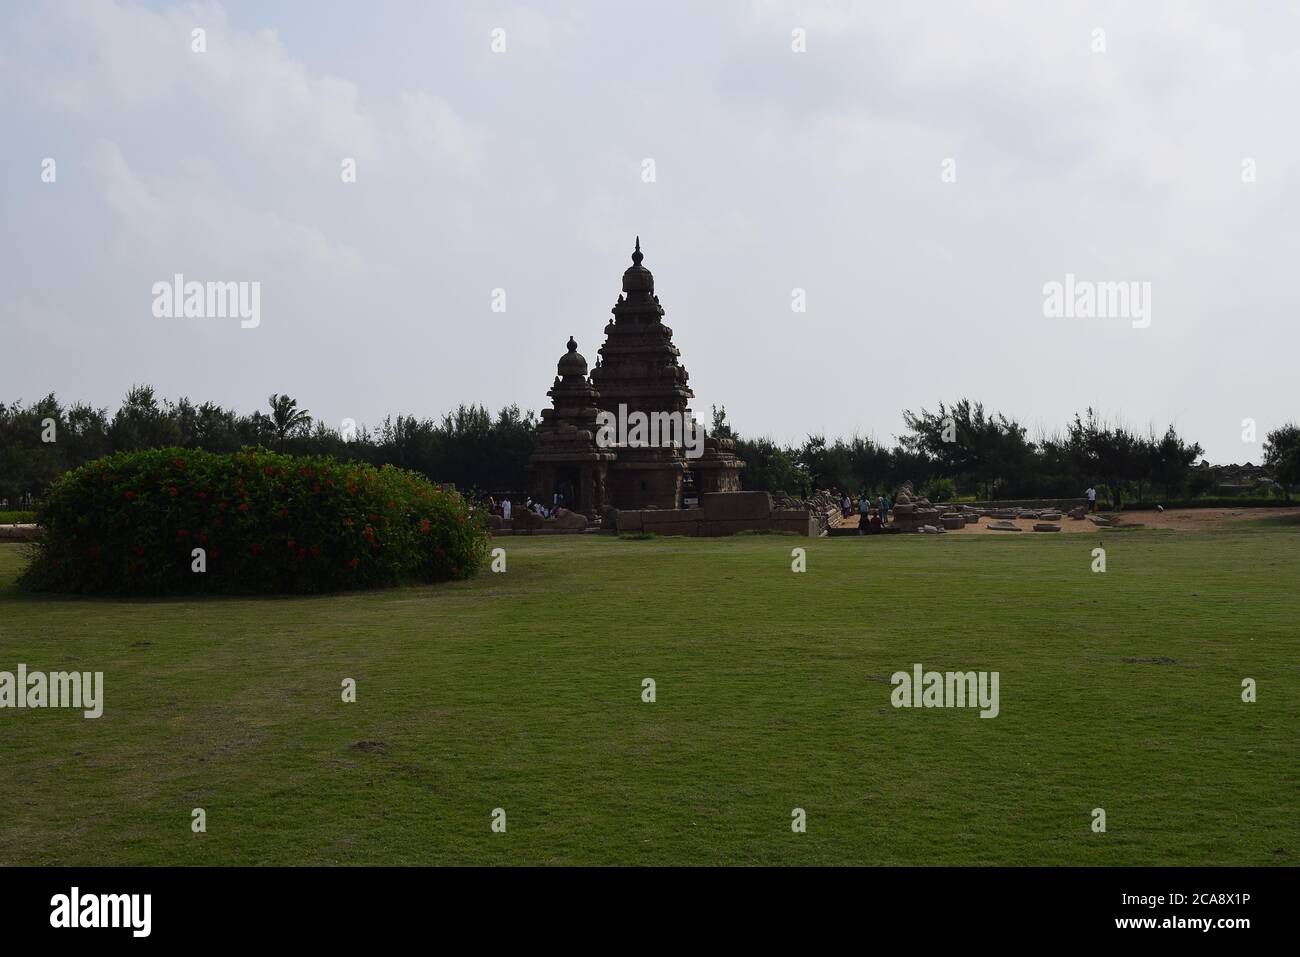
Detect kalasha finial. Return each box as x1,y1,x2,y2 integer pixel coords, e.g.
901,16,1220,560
567,335,577,352
631,235,643,266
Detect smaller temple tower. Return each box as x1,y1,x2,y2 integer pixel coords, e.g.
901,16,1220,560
527,337,615,517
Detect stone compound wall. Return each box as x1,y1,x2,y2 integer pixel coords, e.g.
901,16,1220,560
613,491,818,537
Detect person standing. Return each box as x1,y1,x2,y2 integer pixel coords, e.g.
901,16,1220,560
879,494,889,525
1085,486,1098,513
502,497,512,520
859,492,872,532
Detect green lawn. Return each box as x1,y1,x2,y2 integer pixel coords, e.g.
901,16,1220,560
0,528,1295,866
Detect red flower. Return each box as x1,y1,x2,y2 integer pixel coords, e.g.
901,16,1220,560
177,529,190,538
349,558,359,569
239,503,249,512
198,491,209,500
297,548,307,562
124,490,136,500
249,542,263,555
420,519,431,533
264,466,274,475
173,458,185,468
168,486,178,497
310,546,320,558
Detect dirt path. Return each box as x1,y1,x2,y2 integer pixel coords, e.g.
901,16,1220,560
841,507,1300,535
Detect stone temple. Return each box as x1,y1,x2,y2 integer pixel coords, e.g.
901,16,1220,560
528,239,744,518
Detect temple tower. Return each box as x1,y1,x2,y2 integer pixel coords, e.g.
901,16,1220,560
588,238,695,509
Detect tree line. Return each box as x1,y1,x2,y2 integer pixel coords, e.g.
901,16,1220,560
3,387,1298,508
714,401,1298,507
0,386,535,507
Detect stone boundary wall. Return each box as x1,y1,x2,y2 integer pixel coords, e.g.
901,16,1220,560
614,491,818,537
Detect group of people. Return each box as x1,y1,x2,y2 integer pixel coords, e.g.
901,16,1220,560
485,492,567,522
841,492,891,530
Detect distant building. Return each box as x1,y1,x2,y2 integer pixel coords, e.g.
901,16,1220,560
528,239,744,517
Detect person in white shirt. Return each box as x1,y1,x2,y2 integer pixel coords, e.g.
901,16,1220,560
502,498,512,520
1085,486,1097,513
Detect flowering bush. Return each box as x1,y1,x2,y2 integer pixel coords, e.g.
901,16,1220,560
20,448,489,595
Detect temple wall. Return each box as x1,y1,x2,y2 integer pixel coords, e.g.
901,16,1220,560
611,492,817,537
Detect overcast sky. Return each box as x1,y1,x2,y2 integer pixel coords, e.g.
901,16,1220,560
3,1,1297,463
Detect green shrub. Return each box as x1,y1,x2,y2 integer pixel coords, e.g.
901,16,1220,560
0,510,37,524
19,447,489,595
921,477,957,503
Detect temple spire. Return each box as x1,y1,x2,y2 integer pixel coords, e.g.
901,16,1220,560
631,236,643,266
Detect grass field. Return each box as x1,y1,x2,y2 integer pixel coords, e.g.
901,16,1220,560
1,526,1296,866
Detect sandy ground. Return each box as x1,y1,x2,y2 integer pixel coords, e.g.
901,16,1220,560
841,507,1300,535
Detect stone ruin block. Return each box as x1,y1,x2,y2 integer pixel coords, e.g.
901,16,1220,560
639,509,697,526
551,508,588,531
701,491,772,522
699,519,771,536
771,510,818,536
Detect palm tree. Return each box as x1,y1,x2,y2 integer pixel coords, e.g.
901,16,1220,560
267,394,312,450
